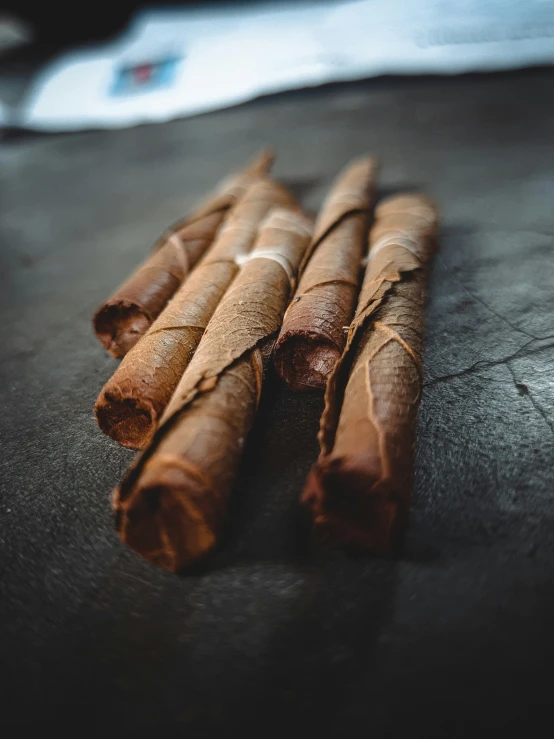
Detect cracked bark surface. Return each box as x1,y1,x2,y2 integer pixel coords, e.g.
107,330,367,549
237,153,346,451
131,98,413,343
93,150,274,357
302,194,438,553
113,208,312,571
273,157,377,391
94,179,294,450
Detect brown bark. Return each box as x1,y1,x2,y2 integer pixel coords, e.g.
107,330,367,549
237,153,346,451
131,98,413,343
95,179,294,450
302,194,438,555
113,208,312,572
93,149,274,357
273,157,378,391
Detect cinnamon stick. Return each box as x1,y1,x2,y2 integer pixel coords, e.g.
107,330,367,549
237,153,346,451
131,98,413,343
273,157,377,391
302,194,438,555
94,179,294,450
112,208,312,572
93,149,274,358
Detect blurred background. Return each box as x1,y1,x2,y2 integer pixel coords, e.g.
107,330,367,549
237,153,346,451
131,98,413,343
2,0,554,130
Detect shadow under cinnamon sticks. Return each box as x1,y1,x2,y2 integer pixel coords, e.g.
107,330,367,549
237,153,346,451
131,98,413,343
168,373,400,733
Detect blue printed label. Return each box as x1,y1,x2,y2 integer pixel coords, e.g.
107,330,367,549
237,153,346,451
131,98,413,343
110,57,181,96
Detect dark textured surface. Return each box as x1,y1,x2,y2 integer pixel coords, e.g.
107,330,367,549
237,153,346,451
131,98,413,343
1,68,554,736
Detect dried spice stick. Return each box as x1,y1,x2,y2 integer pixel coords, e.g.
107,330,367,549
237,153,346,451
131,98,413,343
112,208,312,572
273,157,377,391
93,149,274,357
95,180,294,450
302,194,438,554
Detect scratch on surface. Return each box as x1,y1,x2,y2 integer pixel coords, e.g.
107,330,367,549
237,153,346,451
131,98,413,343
124,571,154,589
425,338,554,387
437,255,550,342
506,363,554,437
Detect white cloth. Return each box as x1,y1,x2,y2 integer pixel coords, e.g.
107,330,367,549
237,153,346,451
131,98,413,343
16,0,554,131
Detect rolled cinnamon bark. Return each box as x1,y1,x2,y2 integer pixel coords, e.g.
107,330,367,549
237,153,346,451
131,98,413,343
302,194,438,555
95,179,294,450
93,149,274,358
273,157,377,391
112,208,312,572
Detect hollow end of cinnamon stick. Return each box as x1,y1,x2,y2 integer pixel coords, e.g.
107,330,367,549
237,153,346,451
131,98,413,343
273,332,341,392
93,301,151,358
301,456,407,556
114,459,219,573
94,390,157,451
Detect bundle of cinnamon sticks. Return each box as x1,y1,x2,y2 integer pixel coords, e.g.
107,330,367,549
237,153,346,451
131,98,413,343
92,150,438,573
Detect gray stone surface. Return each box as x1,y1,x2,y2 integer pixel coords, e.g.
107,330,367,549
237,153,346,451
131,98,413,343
1,68,553,736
